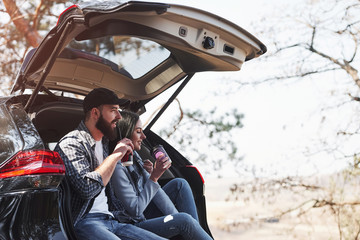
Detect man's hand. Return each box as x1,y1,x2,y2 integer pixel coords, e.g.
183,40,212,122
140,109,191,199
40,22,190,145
112,138,134,161
95,138,133,186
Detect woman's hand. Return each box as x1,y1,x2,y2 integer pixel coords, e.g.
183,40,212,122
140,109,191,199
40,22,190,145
143,159,153,174
149,152,171,182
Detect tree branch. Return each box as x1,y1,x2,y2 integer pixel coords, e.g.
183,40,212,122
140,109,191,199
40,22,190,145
237,67,340,86
3,0,42,47
348,93,360,102
307,44,360,89
347,32,358,63
32,0,44,30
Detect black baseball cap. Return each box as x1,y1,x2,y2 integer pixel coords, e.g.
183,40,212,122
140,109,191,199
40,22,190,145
83,88,128,113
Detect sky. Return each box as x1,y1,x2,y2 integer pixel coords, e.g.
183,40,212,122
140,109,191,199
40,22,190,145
139,0,359,178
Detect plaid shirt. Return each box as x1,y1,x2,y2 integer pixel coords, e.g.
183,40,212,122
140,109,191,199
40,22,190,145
55,121,130,225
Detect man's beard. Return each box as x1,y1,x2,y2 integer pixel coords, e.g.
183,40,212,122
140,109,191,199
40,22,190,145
96,114,117,140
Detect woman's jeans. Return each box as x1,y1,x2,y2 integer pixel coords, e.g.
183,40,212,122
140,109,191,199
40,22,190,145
74,213,166,240
140,178,212,240
145,178,199,221
163,178,199,221
136,212,212,240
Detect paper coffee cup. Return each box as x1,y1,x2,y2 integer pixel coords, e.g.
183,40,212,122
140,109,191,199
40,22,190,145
152,145,172,164
121,153,133,166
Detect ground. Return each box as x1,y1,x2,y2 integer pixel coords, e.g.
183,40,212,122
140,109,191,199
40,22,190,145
205,177,346,240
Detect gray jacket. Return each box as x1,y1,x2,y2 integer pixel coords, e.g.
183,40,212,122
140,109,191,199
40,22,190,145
111,151,178,222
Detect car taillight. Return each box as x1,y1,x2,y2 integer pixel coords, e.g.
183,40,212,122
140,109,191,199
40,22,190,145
186,165,205,184
56,4,79,26
0,150,65,179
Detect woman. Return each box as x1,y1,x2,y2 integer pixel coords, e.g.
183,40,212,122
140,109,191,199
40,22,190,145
109,110,212,240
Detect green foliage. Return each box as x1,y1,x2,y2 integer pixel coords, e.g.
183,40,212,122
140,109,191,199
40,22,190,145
159,107,244,175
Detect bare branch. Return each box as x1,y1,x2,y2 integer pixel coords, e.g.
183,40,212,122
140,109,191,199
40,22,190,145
238,67,340,86
310,25,316,49
307,44,360,89
355,224,360,240
348,93,360,102
277,199,316,218
3,0,42,47
348,32,358,63
336,20,360,34
169,98,184,136
32,0,44,30
272,43,304,55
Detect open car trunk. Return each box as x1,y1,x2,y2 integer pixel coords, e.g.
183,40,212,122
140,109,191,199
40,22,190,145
11,1,266,113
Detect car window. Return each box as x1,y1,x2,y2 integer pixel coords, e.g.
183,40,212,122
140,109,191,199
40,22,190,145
0,105,22,164
68,36,170,79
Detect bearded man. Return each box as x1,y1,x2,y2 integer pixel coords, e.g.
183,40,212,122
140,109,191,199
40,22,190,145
55,88,165,240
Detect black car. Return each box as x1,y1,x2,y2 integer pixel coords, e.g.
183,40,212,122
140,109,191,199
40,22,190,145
0,1,266,239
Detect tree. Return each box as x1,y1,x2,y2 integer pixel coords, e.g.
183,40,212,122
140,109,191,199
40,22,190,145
216,0,360,238
250,1,360,164
0,0,68,95
3,0,42,47
148,0,360,238
156,100,245,177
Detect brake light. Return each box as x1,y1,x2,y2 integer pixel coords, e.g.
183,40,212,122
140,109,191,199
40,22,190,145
186,165,205,184
0,150,65,179
56,4,79,26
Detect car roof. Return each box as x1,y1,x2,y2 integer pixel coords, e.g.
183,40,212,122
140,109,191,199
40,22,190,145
11,1,266,110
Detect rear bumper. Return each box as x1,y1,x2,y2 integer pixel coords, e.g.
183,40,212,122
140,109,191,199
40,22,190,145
0,189,67,240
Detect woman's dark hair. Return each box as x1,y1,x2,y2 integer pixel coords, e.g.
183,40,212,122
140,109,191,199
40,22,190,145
109,110,139,152
117,111,139,139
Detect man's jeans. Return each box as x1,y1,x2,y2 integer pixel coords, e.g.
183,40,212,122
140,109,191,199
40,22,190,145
74,213,166,240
